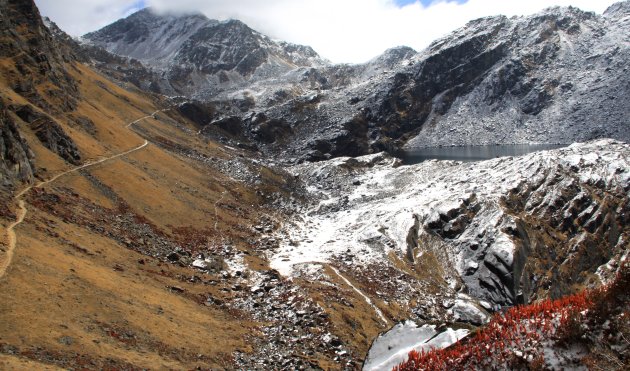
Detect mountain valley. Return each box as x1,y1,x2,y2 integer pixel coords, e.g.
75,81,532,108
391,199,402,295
0,0,629,369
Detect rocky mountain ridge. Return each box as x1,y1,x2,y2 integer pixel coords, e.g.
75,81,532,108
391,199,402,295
81,3,630,163
83,8,327,97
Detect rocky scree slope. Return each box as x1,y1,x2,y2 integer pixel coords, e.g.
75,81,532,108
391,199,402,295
112,2,629,163
271,140,629,309
82,8,327,97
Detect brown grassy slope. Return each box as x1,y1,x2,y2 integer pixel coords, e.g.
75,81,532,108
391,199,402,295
0,60,279,368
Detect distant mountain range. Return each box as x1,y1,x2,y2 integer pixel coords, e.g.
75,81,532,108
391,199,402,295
79,4,630,163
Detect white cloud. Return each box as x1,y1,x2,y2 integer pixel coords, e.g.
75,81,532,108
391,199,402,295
34,0,144,36
36,0,619,63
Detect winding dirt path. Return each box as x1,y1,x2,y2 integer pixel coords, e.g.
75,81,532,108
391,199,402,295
0,109,163,279
0,201,26,279
329,265,390,327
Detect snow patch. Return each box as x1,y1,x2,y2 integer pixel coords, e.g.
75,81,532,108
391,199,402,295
363,321,469,371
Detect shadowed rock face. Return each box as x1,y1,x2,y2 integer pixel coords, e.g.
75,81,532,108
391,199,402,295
0,100,35,190
14,105,81,165
502,160,630,304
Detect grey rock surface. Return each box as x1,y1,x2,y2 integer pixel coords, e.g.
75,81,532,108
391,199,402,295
0,100,35,190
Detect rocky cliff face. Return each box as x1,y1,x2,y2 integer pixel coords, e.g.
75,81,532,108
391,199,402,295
0,99,35,191
0,0,83,190
0,0,80,113
83,9,328,97
13,104,81,165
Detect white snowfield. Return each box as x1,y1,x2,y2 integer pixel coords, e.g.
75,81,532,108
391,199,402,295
270,139,629,304
362,321,469,371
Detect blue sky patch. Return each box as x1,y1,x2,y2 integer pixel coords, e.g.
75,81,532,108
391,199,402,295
395,0,468,7
128,0,146,11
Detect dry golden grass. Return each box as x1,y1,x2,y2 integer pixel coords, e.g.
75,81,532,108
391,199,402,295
0,61,264,368
0,354,63,370
0,214,251,369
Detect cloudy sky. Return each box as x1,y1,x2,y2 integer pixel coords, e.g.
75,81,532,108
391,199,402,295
35,0,619,63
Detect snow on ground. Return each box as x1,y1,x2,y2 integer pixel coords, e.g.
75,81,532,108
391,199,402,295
448,299,489,325
362,321,469,371
269,140,629,305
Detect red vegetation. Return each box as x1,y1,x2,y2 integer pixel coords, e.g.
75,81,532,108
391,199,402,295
394,262,629,370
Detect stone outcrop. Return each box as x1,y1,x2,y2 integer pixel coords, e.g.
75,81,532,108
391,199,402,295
13,105,80,165
0,99,35,190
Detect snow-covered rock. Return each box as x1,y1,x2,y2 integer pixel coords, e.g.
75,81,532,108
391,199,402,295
449,299,489,325
271,140,630,306
82,8,328,97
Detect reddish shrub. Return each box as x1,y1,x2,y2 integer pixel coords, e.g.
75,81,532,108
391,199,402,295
394,262,629,370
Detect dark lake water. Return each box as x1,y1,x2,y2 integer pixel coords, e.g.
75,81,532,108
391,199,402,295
402,144,567,164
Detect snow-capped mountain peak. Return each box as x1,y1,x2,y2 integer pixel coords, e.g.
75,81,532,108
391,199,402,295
83,8,328,95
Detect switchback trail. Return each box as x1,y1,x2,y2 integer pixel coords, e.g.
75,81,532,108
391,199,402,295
0,109,163,279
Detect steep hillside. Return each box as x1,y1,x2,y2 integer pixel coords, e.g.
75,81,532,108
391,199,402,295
1,1,335,369
43,16,166,96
